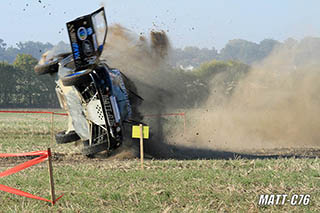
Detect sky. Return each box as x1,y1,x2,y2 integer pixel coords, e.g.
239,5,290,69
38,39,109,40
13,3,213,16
1,0,320,50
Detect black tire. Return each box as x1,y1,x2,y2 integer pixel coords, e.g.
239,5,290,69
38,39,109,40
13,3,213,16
61,69,93,86
82,141,109,157
55,130,80,144
34,59,59,75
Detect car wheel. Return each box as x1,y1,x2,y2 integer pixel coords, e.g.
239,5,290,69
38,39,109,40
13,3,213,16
34,58,59,75
82,140,109,157
61,69,93,86
55,130,80,144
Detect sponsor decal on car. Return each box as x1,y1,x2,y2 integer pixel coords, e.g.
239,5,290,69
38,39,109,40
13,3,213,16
72,43,80,60
87,27,93,36
77,27,88,40
102,94,116,128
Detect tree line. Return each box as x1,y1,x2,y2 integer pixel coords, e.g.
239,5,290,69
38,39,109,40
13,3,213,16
0,53,249,109
0,54,58,108
170,38,280,68
0,37,283,67
1,36,315,108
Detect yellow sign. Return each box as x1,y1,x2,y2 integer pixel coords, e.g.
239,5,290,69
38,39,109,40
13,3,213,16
132,125,149,139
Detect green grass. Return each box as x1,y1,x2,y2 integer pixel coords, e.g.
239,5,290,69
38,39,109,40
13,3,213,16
0,111,79,154
0,111,320,212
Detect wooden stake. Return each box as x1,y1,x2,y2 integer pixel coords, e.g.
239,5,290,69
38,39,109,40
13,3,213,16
139,124,144,170
51,113,54,145
183,113,186,136
47,148,56,206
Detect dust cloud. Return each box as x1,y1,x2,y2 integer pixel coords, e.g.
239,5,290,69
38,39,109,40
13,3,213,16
101,24,180,157
102,24,180,114
179,37,320,154
102,26,320,158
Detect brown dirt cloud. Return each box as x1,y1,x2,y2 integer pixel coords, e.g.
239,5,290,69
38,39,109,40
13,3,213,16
181,38,320,153
101,26,320,158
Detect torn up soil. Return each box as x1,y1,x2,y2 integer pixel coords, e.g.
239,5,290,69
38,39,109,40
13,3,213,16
1,147,319,169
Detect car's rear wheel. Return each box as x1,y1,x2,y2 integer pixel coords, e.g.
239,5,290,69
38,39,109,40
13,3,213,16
82,140,109,157
61,70,93,86
55,130,80,144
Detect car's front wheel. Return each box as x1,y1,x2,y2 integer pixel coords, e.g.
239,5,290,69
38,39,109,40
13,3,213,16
34,59,60,75
55,130,80,144
82,140,109,157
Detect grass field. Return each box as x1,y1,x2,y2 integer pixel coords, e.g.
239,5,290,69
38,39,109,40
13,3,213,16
0,111,320,212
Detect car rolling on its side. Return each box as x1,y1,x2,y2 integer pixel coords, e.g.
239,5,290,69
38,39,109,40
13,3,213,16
34,7,140,157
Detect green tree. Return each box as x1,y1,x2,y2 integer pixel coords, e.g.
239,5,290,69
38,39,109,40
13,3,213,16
0,39,8,62
259,39,280,58
219,39,260,64
12,54,58,107
16,41,53,60
171,46,218,68
13,54,38,72
0,62,19,106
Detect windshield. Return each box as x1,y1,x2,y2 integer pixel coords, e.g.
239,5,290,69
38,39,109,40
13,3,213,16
91,9,107,49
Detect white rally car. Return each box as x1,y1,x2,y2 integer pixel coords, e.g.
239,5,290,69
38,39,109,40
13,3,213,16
35,7,140,157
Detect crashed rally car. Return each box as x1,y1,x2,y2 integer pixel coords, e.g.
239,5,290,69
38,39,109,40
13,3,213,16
34,7,140,157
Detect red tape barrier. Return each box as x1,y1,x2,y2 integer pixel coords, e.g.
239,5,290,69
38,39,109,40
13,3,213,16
0,110,68,116
0,110,53,114
0,150,63,205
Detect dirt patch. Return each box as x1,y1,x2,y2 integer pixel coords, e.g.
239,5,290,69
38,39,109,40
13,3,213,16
0,147,319,169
